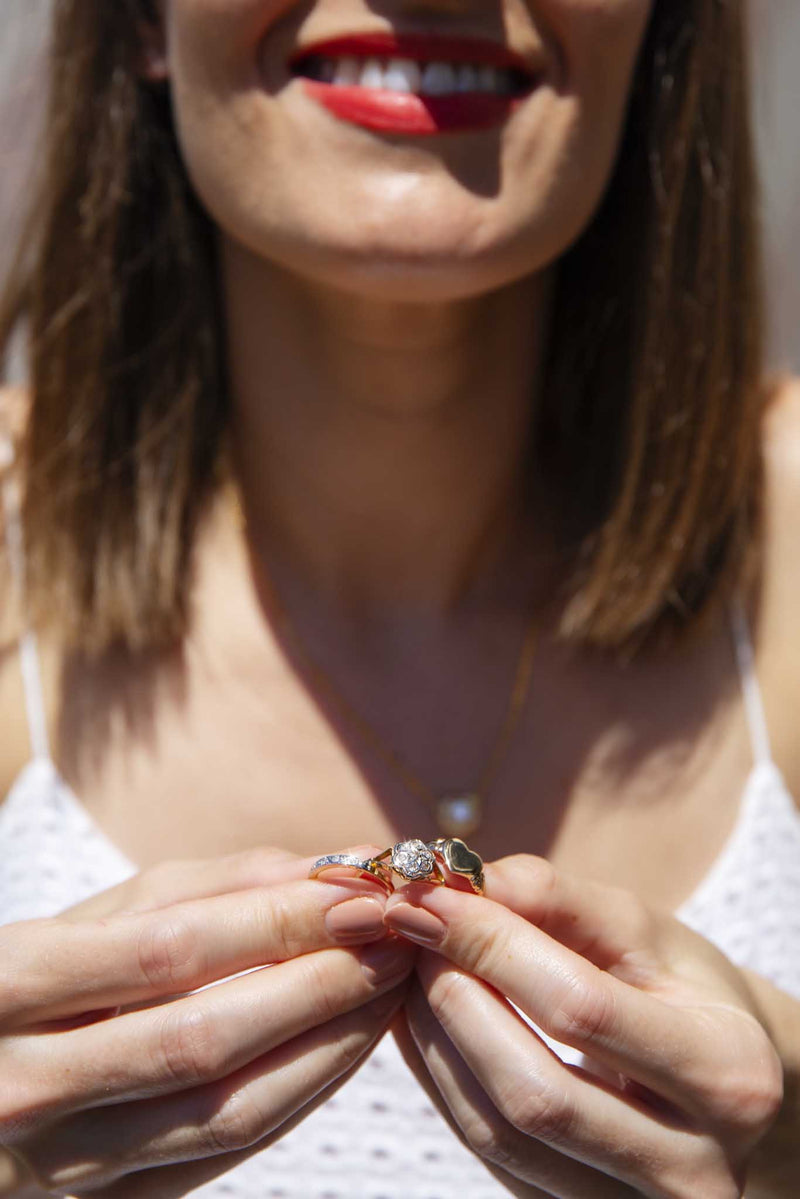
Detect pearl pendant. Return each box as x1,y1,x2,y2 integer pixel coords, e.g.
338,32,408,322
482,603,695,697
435,793,483,837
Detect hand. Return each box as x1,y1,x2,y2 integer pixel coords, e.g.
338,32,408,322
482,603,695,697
0,847,415,1199
384,854,783,1199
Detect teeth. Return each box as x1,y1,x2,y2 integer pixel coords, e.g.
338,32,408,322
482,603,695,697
332,55,361,86
383,58,422,93
305,55,520,96
476,64,498,93
456,63,479,93
359,56,385,89
419,61,457,96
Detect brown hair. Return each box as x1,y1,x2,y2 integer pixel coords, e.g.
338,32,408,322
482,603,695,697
0,0,769,657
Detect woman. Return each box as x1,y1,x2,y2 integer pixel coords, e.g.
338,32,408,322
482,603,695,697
0,0,798,1196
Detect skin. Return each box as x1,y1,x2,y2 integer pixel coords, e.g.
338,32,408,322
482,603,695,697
1,0,800,1194
0,850,416,1197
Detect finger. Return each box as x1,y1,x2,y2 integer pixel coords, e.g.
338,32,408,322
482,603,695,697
1,873,392,1027
384,883,758,1123
21,984,408,1197
8,939,416,1126
404,976,632,1199
59,848,303,921
482,855,666,979
390,1001,552,1199
415,953,720,1198
483,857,764,1019
60,844,384,921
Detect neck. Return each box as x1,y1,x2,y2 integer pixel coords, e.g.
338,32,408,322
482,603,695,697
223,239,555,622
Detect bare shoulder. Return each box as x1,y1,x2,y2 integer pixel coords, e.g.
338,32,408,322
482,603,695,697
0,384,35,803
757,374,800,802
0,382,30,634
0,382,30,441
763,373,800,473
761,375,800,591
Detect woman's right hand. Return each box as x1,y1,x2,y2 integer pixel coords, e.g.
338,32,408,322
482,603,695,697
0,847,414,1198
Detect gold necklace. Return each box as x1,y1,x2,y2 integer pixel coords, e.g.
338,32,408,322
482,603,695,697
231,486,540,837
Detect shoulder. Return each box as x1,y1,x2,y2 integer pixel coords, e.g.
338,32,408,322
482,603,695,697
756,375,800,800
0,382,29,638
761,375,800,605
0,382,30,454
763,373,800,478
0,384,35,803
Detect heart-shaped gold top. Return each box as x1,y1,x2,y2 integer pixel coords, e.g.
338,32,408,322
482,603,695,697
430,837,485,894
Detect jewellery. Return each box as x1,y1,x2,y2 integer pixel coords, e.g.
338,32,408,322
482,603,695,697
310,837,485,896
308,853,394,894
375,839,446,886
428,837,485,895
374,836,485,895
231,483,540,838
230,483,539,837
289,613,539,837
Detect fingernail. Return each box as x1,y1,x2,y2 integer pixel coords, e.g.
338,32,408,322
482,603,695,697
383,901,446,946
325,896,386,943
359,939,414,985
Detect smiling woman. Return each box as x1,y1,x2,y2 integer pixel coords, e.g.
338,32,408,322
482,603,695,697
1,0,763,655
0,1,799,1198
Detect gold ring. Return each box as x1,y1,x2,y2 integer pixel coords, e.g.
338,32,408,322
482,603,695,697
375,839,447,886
308,854,394,894
427,837,485,895
374,837,484,893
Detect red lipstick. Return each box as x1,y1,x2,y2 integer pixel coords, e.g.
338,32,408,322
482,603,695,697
300,83,523,135
289,32,536,136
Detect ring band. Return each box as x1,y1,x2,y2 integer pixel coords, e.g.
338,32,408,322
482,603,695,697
371,837,485,894
428,837,485,895
309,853,394,893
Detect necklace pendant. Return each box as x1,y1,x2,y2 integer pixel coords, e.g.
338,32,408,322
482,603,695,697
435,794,483,837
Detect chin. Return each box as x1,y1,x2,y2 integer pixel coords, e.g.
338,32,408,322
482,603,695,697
217,181,583,305
227,226,549,304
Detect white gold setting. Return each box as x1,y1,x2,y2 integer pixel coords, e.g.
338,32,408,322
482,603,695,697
309,853,394,892
389,839,437,880
311,853,368,871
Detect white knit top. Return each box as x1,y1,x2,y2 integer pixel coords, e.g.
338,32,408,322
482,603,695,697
2,449,800,1198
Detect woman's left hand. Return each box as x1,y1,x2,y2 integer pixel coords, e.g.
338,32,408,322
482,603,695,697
383,855,784,1199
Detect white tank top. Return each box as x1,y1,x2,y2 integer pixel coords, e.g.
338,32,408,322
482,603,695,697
2,441,800,1198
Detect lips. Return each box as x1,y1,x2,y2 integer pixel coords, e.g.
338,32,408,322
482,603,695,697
288,32,539,135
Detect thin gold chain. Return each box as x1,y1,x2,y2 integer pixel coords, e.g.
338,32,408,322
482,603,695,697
231,486,540,813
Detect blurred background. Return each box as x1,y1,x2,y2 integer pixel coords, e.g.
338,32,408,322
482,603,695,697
1,0,798,371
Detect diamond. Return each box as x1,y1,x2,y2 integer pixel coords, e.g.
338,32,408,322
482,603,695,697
314,854,362,869
390,839,436,880
310,853,373,879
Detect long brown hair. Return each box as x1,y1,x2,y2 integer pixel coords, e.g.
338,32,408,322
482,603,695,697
0,0,769,657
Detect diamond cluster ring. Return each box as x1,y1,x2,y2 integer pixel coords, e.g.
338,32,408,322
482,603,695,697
309,838,484,895
376,839,445,886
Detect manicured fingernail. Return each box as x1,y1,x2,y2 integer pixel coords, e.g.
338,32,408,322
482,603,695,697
383,901,446,946
325,896,386,943
359,940,415,985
